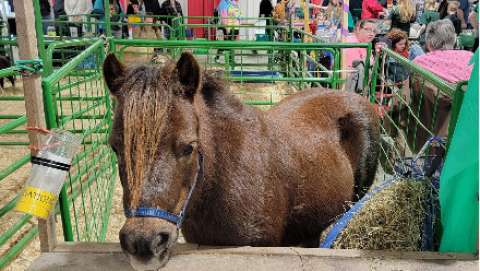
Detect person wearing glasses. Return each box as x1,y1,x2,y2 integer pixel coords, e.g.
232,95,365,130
342,19,379,93
342,19,378,69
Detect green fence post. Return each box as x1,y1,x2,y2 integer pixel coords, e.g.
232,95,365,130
42,79,75,242
104,0,112,37
33,0,47,62
446,82,467,149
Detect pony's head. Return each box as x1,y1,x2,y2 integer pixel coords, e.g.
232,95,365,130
103,52,203,270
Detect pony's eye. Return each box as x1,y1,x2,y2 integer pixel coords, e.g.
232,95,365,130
181,144,194,156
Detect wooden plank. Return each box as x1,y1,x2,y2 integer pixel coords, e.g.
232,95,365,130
51,242,478,261
12,0,56,252
28,243,478,271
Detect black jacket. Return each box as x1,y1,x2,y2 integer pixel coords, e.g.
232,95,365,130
160,0,183,26
259,0,274,17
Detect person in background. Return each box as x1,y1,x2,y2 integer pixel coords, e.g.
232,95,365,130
446,1,463,34
221,0,241,40
409,19,473,152
142,0,163,38
438,0,449,18
387,28,410,58
419,0,440,25
361,0,388,19
215,0,242,61
458,0,470,28
350,0,364,24
326,0,343,29
109,0,123,38
343,19,377,68
259,0,274,40
389,0,417,34
372,35,392,56
468,2,478,51
413,19,473,83
127,0,141,39
414,0,425,23
160,0,183,39
273,0,289,24
385,28,411,83
40,0,51,34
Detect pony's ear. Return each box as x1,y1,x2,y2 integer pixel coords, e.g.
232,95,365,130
103,53,125,95
176,52,201,98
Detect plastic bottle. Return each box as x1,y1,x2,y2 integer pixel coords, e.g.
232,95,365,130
15,130,82,219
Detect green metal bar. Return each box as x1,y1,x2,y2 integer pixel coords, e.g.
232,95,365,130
228,76,333,83
447,81,468,149
0,96,24,101
33,0,47,63
0,116,27,134
370,52,381,103
0,214,32,247
112,38,371,50
0,141,30,145
0,38,17,46
381,48,456,96
243,100,275,106
59,98,106,124
55,74,101,93
69,156,112,201
43,39,103,85
0,115,23,119
0,196,19,218
104,0,112,37
69,146,110,191
363,45,372,89
0,67,19,78
100,166,117,240
0,226,38,270
44,38,99,76
0,154,30,181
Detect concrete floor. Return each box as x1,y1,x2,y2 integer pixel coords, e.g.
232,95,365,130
28,243,478,271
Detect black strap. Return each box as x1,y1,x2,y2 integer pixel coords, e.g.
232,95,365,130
31,156,71,171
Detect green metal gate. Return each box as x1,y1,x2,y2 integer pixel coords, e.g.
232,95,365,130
42,38,117,242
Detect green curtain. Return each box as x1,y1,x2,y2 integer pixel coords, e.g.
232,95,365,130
439,50,479,253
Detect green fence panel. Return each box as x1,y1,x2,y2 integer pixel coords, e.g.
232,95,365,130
0,67,35,269
42,38,117,242
112,38,372,96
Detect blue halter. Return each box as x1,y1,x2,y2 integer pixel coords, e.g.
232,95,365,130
124,152,204,228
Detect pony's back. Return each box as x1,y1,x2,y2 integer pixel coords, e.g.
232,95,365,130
269,88,380,199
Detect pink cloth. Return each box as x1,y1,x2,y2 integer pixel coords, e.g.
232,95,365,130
361,0,384,19
413,50,474,83
343,35,372,68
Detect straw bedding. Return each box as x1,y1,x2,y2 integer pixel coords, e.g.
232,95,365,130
321,177,434,251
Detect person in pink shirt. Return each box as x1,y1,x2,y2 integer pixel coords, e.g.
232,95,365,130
413,19,473,83
361,0,387,19
342,19,377,69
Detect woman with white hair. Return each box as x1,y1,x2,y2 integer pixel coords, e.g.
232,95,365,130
413,19,473,83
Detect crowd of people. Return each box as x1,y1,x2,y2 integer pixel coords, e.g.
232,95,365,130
11,0,476,83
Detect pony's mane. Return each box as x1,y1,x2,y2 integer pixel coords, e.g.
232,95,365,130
120,63,177,207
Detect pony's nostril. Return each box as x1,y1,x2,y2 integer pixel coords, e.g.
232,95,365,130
150,233,170,256
120,231,137,255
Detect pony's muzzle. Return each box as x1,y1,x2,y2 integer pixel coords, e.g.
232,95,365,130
120,230,170,258
120,218,178,270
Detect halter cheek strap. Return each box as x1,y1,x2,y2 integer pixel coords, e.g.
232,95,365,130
124,151,204,229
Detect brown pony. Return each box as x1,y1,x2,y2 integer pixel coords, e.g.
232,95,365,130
103,52,379,270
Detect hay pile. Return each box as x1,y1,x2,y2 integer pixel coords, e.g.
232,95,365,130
321,178,434,251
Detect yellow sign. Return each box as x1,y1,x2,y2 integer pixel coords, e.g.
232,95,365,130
15,186,58,219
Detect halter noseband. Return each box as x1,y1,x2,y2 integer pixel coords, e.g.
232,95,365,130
124,151,204,228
